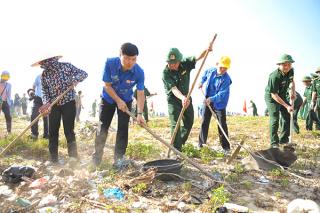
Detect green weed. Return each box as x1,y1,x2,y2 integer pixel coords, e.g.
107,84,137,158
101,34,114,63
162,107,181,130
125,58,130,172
209,185,230,211
126,142,161,160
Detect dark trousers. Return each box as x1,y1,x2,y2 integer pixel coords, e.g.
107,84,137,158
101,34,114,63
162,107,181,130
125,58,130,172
31,97,48,137
49,100,77,162
22,104,27,115
1,101,11,133
76,107,81,122
92,99,132,164
199,105,230,150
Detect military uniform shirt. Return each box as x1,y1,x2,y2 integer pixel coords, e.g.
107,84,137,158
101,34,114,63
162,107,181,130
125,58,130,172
312,79,320,97
265,68,294,101
162,57,196,100
304,85,313,103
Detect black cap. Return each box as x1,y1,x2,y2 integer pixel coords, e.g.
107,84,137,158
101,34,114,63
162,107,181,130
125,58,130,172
121,42,139,56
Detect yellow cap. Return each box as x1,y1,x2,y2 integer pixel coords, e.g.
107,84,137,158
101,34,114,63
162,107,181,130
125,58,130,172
219,56,231,69
1,71,10,81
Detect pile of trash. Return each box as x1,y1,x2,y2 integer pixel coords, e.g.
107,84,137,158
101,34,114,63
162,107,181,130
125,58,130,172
78,121,98,139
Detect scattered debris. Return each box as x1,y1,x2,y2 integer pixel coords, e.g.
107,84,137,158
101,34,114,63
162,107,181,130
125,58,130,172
287,198,320,213
2,165,35,183
257,176,269,184
103,187,125,200
224,202,249,212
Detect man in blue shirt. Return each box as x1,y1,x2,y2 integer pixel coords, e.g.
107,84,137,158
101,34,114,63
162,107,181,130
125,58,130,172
198,56,232,152
28,74,49,140
92,43,146,166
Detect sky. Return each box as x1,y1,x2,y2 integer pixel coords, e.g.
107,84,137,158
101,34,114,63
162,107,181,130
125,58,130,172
0,0,319,118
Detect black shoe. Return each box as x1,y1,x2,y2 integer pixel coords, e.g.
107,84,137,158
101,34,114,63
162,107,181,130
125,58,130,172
29,134,38,140
43,135,49,139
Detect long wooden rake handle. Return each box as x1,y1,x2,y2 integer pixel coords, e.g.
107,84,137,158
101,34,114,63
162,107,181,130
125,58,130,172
126,110,225,183
0,85,74,157
167,34,217,157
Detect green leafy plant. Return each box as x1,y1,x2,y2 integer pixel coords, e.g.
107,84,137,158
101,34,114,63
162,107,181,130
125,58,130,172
268,168,285,178
132,183,147,194
279,178,289,188
234,163,245,174
209,185,230,210
274,191,282,200
181,182,192,192
182,144,200,158
126,142,160,160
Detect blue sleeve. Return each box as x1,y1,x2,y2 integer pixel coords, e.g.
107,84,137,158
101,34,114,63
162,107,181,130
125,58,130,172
102,60,112,83
200,69,210,84
136,69,145,90
209,78,231,103
7,83,12,105
33,76,38,88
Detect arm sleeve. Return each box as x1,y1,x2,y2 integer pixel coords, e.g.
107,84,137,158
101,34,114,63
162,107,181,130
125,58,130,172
200,69,209,84
136,71,145,90
41,77,51,104
68,63,88,83
162,71,176,94
268,75,280,94
102,60,112,83
185,57,196,72
7,83,12,104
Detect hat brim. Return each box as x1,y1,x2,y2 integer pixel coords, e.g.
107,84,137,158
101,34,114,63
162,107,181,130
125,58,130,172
276,60,295,65
31,55,63,67
167,60,180,64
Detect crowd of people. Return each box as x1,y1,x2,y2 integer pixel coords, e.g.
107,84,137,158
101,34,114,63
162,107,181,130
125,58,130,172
1,42,320,168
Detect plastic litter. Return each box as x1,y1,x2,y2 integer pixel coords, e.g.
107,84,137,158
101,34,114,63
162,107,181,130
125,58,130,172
103,187,124,200
29,176,49,189
257,176,269,184
16,197,31,207
38,207,58,213
1,165,35,183
224,203,249,212
0,185,13,196
38,194,57,207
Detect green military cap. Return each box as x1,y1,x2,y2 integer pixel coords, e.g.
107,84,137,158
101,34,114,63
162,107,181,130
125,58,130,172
302,76,312,82
167,48,183,64
276,54,295,65
310,73,319,79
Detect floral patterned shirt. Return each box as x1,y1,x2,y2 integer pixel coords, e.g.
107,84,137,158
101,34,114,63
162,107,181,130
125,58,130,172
41,57,88,105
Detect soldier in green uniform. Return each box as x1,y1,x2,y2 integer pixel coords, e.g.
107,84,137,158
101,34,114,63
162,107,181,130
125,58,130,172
264,54,295,148
311,67,320,130
162,47,211,151
249,100,258,116
134,87,157,122
301,76,320,130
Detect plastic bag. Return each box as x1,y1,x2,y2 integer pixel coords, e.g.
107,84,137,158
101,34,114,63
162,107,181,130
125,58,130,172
1,165,35,184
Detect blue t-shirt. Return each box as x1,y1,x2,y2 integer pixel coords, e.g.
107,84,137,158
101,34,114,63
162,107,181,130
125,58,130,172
200,67,232,110
33,74,43,98
102,57,145,104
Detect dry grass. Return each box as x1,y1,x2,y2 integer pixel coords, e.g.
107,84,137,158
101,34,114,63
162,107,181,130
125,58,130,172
0,114,319,212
